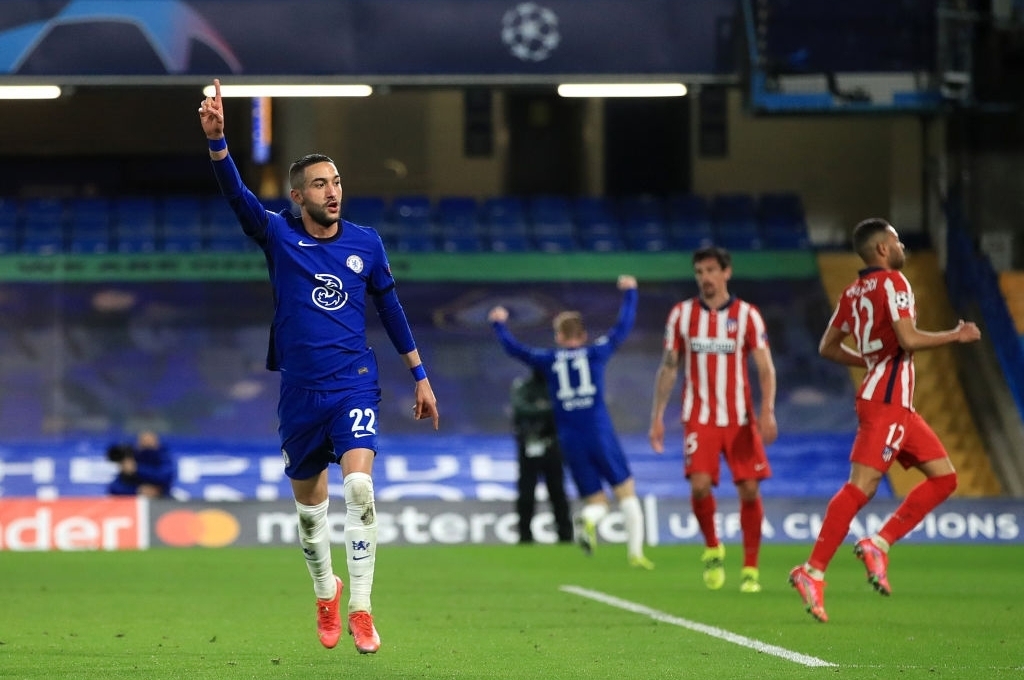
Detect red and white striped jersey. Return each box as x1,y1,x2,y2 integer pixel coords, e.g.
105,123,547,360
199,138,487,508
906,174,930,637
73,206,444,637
662,296,769,426
828,267,917,409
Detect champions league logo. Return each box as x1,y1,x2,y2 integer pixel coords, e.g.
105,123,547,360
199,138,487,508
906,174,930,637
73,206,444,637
501,2,561,63
0,0,242,74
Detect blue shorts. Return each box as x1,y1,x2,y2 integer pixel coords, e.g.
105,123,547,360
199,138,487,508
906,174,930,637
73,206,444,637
278,383,381,480
558,430,632,498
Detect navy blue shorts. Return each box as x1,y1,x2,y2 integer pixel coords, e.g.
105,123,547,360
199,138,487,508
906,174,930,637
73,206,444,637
559,430,632,498
278,383,381,480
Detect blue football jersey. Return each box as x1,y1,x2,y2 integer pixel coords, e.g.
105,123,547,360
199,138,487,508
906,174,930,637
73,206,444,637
212,156,396,390
493,289,637,450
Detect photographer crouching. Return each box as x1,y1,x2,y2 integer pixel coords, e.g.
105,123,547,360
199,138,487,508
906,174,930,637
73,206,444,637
107,430,176,498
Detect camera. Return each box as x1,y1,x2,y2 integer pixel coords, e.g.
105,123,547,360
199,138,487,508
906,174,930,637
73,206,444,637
106,443,134,463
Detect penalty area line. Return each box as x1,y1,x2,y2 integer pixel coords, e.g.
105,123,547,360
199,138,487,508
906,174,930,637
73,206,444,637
560,585,837,668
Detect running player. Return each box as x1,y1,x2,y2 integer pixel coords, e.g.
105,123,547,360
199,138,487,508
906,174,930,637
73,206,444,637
789,218,980,622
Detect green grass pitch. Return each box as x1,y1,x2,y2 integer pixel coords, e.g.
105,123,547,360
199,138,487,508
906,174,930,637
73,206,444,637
1,542,1021,679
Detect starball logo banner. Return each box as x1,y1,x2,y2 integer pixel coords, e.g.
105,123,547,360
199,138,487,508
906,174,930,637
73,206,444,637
2,497,1021,550
0,0,733,78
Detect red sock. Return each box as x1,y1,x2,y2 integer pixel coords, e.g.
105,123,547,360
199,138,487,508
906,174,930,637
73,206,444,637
879,473,957,545
808,483,869,572
740,496,763,568
692,494,718,548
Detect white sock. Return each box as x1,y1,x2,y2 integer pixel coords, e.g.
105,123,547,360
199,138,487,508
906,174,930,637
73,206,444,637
580,502,609,526
619,495,645,558
344,472,377,613
295,498,336,600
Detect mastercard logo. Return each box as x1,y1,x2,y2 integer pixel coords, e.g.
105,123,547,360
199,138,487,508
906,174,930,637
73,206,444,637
155,509,240,547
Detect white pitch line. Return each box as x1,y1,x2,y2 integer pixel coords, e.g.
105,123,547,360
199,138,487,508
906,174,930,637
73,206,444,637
560,585,837,668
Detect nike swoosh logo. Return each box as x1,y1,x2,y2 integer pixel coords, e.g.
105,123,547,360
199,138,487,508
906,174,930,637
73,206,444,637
352,554,371,560
297,240,318,247
353,432,374,438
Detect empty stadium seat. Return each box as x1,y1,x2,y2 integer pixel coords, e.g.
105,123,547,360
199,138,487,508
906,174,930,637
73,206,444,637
343,196,387,229
441,234,485,253
619,195,670,251
113,197,160,253
483,196,530,252
436,196,479,233
759,192,810,249
160,196,205,252
667,193,714,249
574,196,624,251
67,198,112,253
18,198,67,254
712,193,762,250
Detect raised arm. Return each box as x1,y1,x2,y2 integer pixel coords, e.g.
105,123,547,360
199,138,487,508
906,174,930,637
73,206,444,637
198,78,227,161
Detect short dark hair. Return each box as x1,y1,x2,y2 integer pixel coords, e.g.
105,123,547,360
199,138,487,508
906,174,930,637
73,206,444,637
852,218,891,261
288,153,335,190
693,245,731,270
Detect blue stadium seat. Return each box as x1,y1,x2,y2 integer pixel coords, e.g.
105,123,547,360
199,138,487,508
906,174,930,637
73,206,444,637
482,196,526,231
528,195,575,252
67,198,113,254
161,196,204,251
394,232,438,253
441,234,485,253
712,193,762,250
19,224,65,255
0,196,19,253
619,195,670,251
19,198,67,254
528,195,571,224
437,196,479,232
666,193,714,249
483,196,529,251
343,196,386,229
206,234,254,253
391,195,432,228
113,197,159,253
488,232,532,252
759,192,810,249
204,197,240,240
574,196,624,251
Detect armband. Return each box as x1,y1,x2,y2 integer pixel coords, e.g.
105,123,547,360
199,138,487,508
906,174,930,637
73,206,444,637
208,137,227,152
410,365,427,381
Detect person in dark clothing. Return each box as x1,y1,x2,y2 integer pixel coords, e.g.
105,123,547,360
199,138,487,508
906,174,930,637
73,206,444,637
511,368,573,544
107,430,175,498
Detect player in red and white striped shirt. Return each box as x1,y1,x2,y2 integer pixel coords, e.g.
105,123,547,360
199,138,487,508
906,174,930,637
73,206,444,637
789,218,981,623
650,246,778,594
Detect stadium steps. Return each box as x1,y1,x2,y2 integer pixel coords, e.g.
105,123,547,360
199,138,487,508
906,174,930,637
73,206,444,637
816,251,1003,498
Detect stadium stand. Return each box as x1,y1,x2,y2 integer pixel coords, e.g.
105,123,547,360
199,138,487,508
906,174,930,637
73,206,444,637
391,195,438,252
711,192,763,250
528,195,576,253
666,193,715,250
574,196,625,252
112,196,160,253
19,197,66,255
5,191,825,255
67,197,113,254
483,196,531,252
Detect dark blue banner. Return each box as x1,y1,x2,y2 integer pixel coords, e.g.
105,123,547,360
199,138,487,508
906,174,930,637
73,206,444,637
0,0,739,79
